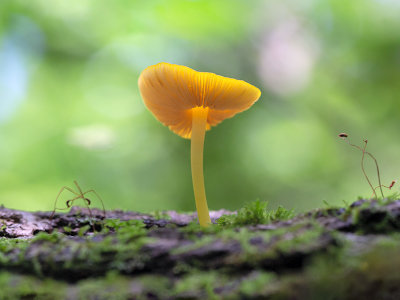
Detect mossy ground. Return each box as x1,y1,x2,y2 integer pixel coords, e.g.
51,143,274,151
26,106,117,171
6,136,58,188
1,198,400,299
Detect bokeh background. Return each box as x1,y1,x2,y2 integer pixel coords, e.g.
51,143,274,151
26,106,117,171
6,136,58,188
1,0,400,213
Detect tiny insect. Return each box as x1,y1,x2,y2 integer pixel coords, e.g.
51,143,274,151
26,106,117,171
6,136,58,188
50,180,106,231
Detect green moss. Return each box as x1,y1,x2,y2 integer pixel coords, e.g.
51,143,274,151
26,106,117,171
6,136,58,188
173,219,332,275
149,210,172,220
179,221,223,236
0,271,172,300
2,198,400,299
0,229,399,299
217,200,294,227
77,272,132,300
239,271,277,298
172,235,217,256
0,220,154,278
63,226,72,233
0,271,67,300
102,219,145,232
271,226,325,254
269,236,400,300
347,202,400,234
219,227,259,255
101,219,147,241
0,238,29,265
0,237,29,252
172,271,223,299
228,223,332,268
78,224,91,236
34,231,64,242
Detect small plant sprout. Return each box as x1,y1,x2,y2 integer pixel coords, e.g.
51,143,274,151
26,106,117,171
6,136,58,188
339,133,395,199
139,63,261,227
50,181,106,231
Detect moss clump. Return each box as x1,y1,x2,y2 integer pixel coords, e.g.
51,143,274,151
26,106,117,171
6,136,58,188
0,221,153,279
272,236,400,300
352,206,400,234
238,271,277,298
0,271,66,300
101,219,147,241
179,221,224,236
149,210,172,220
332,198,400,234
172,271,223,299
77,272,136,300
217,200,294,227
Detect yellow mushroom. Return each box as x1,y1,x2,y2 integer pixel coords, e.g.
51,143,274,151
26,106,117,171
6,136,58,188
138,63,261,227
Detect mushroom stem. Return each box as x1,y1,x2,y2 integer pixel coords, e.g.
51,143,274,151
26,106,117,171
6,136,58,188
191,106,211,227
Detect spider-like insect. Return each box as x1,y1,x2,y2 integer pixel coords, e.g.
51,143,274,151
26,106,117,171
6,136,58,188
50,180,106,231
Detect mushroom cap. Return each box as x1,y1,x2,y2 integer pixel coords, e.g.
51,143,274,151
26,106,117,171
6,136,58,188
138,62,261,138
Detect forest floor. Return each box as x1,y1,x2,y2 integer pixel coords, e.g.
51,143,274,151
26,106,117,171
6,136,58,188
1,198,400,299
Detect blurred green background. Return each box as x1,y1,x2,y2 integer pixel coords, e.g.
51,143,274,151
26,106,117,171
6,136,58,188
1,0,400,213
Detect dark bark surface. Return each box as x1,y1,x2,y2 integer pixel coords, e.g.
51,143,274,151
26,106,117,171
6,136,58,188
1,199,400,299
0,205,234,238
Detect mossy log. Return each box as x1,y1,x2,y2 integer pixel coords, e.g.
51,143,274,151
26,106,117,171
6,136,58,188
1,199,400,299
